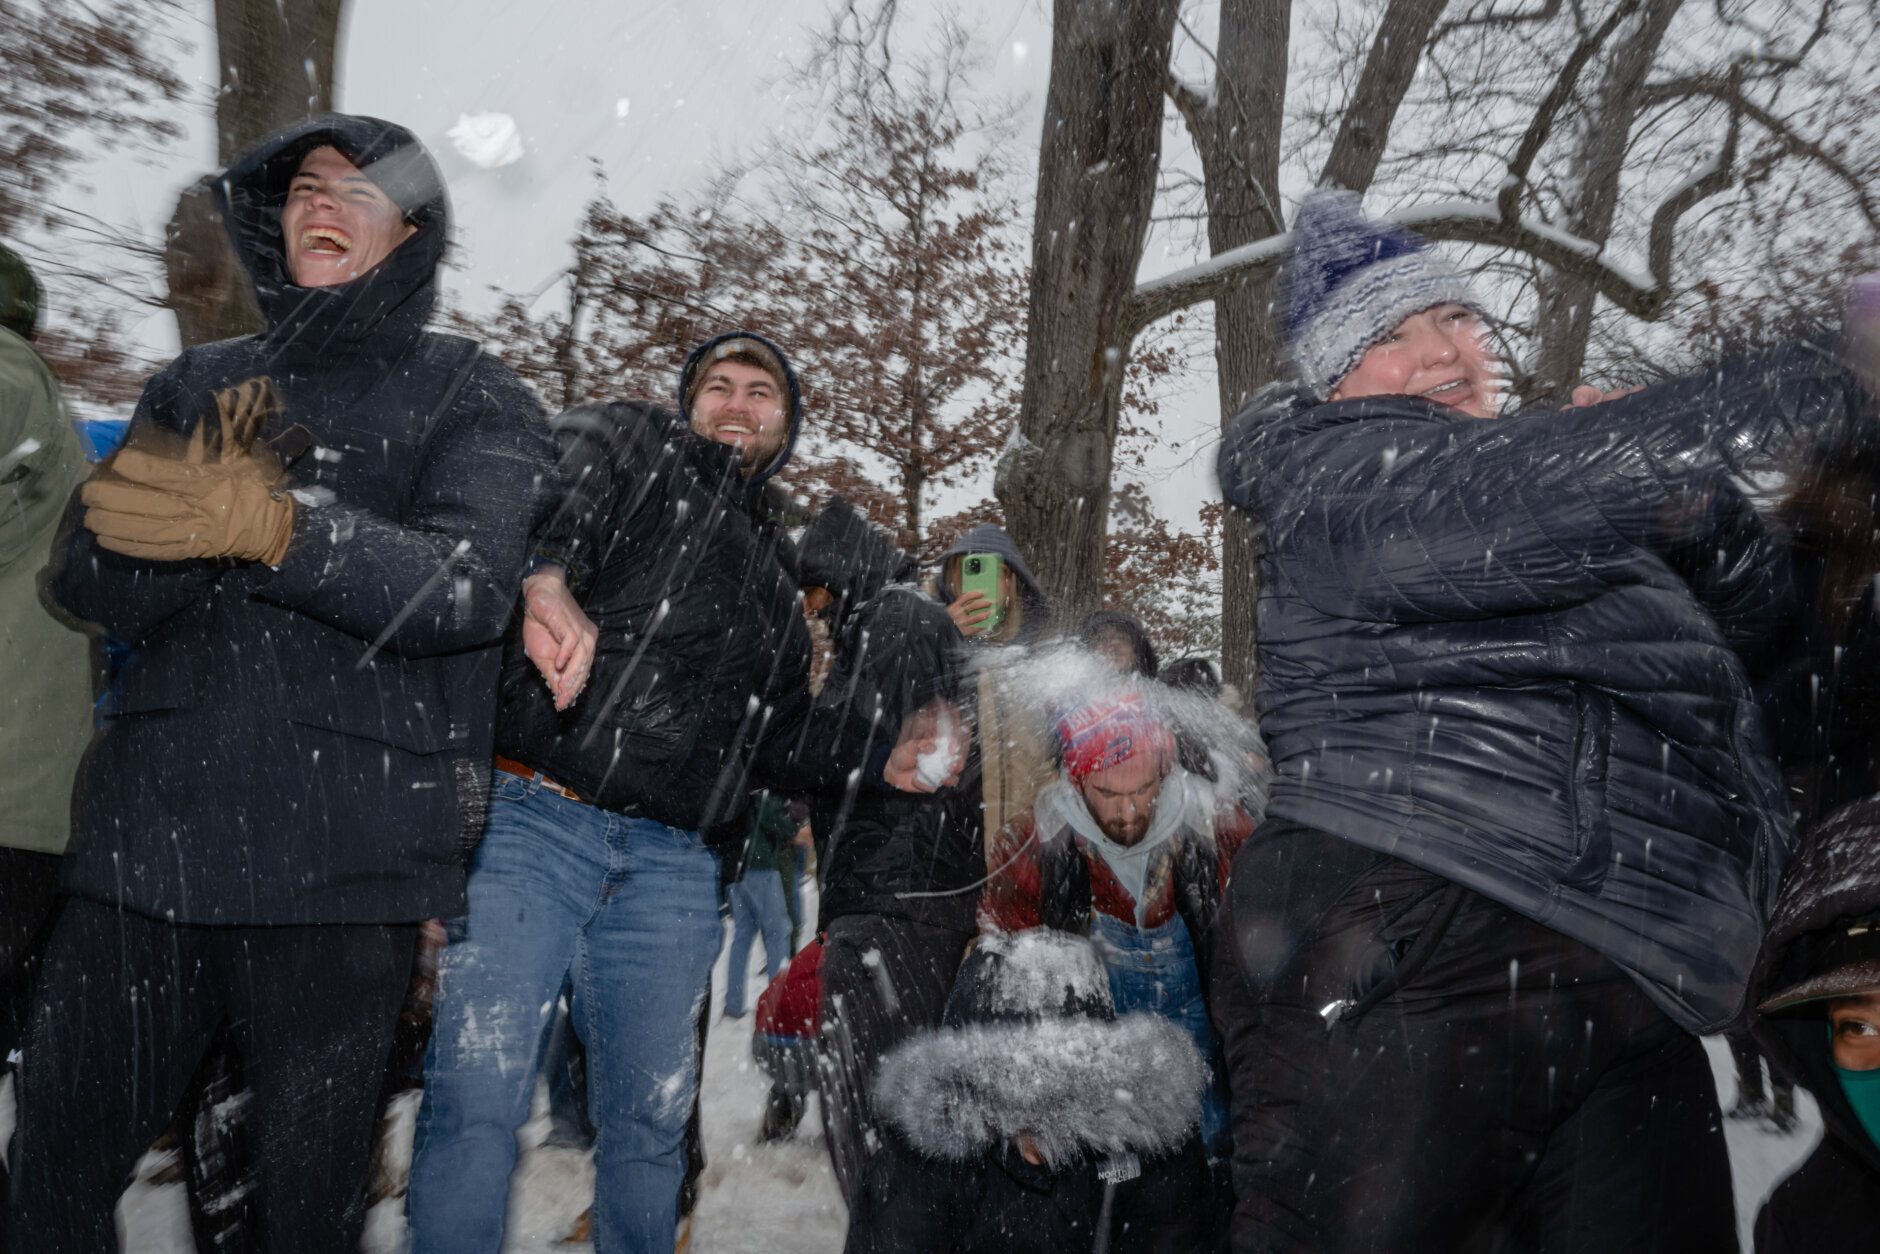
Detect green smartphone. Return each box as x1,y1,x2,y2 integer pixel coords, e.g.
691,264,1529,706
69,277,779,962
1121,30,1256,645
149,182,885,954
959,552,1006,635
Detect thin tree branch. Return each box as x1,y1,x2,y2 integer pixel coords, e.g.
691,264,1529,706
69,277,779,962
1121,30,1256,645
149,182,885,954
1639,73,1880,231
1497,0,1640,220
1127,108,1739,335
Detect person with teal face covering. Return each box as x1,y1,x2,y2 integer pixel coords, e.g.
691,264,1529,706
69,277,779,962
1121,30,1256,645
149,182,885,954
1751,798,1880,1250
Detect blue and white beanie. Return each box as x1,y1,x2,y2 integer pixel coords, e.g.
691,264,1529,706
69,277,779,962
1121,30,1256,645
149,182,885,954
1285,190,1481,400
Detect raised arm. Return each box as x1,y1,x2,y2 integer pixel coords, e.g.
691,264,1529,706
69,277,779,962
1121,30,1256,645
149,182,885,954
1224,338,1858,624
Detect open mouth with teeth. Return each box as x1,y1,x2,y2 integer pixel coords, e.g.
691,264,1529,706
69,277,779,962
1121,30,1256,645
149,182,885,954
1419,378,1474,404
299,226,353,256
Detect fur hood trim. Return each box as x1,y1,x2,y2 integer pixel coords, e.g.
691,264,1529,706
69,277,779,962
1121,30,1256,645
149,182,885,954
874,1012,1206,1168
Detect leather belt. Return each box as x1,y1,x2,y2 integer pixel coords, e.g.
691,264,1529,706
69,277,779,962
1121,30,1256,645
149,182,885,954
493,755,592,805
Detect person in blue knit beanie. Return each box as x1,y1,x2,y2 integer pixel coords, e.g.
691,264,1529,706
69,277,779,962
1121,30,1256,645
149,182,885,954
1285,189,1490,407
1207,188,1880,1252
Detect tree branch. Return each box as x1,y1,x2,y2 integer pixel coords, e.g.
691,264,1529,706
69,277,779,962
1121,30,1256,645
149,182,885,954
1497,0,1640,220
1432,0,1563,43
1640,72,1879,232
1165,68,1211,133
1317,0,1451,194
1128,116,1739,335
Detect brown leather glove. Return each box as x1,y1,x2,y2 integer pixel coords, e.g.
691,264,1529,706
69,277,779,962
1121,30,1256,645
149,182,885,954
83,377,296,565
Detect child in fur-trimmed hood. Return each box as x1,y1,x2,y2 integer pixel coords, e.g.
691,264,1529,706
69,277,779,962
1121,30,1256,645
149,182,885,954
844,930,1208,1254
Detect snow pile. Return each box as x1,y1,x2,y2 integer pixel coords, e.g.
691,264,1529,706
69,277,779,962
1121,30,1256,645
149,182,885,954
447,113,525,169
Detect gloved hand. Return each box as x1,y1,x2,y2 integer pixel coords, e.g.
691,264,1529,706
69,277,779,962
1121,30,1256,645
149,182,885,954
82,376,296,565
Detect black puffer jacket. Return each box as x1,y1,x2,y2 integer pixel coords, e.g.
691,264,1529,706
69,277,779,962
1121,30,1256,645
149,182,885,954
789,498,983,931
1219,339,1868,1032
44,114,555,924
1750,797,1880,1249
495,332,810,834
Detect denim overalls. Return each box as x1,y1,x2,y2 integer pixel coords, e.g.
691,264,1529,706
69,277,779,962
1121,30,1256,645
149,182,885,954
1089,903,1231,1153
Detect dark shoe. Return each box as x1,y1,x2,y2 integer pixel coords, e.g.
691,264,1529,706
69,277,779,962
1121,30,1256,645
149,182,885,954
757,1086,806,1143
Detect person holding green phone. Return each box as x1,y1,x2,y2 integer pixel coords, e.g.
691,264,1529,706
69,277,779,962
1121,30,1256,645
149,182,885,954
935,524,1048,645
933,524,1060,900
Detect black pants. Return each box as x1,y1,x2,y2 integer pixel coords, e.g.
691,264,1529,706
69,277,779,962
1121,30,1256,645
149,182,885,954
8,897,416,1254
0,848,63,1066
1211,822,1735,1254
818,913,972,1207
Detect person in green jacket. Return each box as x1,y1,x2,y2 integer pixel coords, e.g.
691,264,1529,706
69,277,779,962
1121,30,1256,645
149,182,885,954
0,242,94,1066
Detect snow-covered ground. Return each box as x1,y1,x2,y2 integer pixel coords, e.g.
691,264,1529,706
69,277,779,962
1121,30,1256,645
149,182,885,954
95,893,847,1253
0,892,1821,1251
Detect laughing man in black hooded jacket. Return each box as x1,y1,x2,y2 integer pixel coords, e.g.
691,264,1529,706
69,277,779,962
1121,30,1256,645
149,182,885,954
16,116,554,1253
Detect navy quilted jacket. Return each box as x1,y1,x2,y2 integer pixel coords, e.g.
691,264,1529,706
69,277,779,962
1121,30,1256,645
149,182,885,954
1218,338,1867,1031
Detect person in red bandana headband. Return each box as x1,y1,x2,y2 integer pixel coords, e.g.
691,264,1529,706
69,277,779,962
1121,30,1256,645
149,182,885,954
978,688,1254,1251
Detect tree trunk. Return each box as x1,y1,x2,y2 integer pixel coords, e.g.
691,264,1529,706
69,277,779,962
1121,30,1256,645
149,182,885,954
1316,0,1449,193
1188,0,1436,698
1173,0,1290,698
1527,0,1683,401
165,0,346,347
995,0,1182,629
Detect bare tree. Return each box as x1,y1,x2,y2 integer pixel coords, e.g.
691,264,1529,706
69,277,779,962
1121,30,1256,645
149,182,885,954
166,0,348,347
777,23,1030,558
0,0,185,241
993,0,1185,628
1166,0,1289,693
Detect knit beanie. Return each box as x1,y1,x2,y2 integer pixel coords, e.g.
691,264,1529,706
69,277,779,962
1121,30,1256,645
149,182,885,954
1053,691,1175,785
0,243,41,340
1285,189,1481,400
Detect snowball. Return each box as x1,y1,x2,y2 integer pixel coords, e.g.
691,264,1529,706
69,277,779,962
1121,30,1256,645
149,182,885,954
915,731,955,788
447,112,525,168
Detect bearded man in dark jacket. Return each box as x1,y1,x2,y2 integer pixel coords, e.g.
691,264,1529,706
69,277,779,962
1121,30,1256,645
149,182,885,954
16,116,553,1253
1209,189,1873,1253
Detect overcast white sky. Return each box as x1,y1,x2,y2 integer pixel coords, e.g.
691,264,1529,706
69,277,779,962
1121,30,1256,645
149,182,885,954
56,0,1229,530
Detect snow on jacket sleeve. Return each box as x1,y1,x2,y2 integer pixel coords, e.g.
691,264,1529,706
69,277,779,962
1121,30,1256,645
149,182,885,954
1223,338,1857,625
45,357,223,644
253,356,551,658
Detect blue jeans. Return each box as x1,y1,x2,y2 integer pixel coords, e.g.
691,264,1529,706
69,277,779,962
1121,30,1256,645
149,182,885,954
407,770,720,1253
723,871,792,1016
1090,910,1231,1152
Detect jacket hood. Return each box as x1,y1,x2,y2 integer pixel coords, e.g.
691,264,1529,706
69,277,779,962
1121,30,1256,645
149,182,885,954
1751,796,1880,1174
677,330,804,497
214,113,447,358
875,930,1206,1167
798,496,916,630
934,523,1050,639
